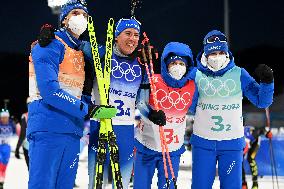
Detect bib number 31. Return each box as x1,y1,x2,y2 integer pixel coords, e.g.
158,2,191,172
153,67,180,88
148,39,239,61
211,116,231,132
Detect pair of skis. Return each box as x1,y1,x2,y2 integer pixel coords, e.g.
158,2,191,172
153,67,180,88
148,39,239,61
139,32,177,189
87,16,123,189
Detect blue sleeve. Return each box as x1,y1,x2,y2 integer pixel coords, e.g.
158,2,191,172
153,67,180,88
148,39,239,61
188,68,198,114
31,41,89,119
188,83,199,114
98,45,106,59
81,94,92,105
136,74,152,117
189,67,197,80
241,68,274,108
80,41,105,61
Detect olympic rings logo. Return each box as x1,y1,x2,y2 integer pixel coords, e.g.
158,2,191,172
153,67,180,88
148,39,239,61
111,59,141,82
155,89,191,111
66,51,84,73
72,57,84,73
198,77,236,97
0,127,12,135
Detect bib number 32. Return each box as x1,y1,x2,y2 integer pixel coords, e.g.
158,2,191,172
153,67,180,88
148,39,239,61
211,116,231,132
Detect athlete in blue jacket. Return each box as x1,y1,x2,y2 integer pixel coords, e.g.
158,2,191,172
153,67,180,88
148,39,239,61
87,18,143,189
134,42,198,189
0,110,16,189
190,30,274,189
27,1,116,188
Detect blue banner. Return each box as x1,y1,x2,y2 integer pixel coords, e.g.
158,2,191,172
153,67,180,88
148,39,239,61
243,135,284,176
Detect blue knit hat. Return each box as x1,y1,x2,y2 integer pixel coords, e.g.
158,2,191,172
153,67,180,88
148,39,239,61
203,30,228,56
115,18,141,37
59,0,88,23
165,55,188,66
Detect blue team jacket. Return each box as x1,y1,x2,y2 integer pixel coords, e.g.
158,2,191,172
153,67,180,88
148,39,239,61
27,29,89,137
190,51,274,151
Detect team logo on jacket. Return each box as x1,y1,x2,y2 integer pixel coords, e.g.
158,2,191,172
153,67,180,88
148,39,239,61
72,56,84,73
0,126,13,136
111,59,141,82
198,77,236,97
155,89,191,111
63,50,85,73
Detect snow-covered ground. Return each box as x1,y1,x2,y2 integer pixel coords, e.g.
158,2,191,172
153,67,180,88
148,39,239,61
5,136,284,189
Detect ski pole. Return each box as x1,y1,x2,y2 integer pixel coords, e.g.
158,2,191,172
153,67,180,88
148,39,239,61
266,108,275,189
144,33,177,189
265,108,279,189
270,141,279,189
140,43,170,188
139,32,177,189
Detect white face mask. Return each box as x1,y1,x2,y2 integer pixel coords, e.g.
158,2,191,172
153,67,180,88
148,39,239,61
168,65,187,80
207,54,228,71
67,14,88,36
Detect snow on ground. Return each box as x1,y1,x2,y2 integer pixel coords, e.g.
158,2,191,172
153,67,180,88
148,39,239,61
5,136,284,189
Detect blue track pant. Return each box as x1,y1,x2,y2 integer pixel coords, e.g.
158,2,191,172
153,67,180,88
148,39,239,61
191,145,243,189
133,150,180,189
28,132,80,189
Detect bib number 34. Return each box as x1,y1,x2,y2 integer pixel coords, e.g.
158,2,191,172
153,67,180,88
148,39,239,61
114,100,130,117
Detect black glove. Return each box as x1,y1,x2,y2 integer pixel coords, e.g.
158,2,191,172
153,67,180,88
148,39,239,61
255,64,274,84
87,104,101,118
15,149,20,159
148,109,166,126
37,24,55,47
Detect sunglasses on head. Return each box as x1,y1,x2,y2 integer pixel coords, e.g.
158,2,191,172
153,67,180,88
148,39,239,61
204,35,227,45
66,0,87,6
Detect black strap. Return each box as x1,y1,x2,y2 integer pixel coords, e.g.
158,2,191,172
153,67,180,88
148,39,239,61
139,83,150,89
82,55,94,96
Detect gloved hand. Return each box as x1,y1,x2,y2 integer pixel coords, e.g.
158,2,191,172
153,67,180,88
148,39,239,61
148,109,166,126
37,24,55,47
87,105,117,119
266,130,273,139
15,149,20,159
136,45,159,65
255,64,274,84
136,45,160,75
